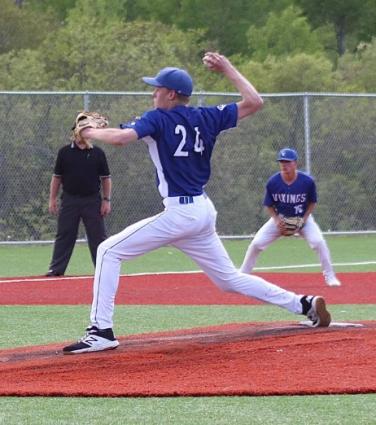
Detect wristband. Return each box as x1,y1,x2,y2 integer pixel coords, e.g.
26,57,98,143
103,197,111,202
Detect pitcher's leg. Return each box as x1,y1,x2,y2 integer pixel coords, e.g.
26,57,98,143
89,205,200,329
174,232,303,314
90,213,167,329
240,218,280,273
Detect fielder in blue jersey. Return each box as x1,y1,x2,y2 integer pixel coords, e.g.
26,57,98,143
241,147,341,287
63,53,331,354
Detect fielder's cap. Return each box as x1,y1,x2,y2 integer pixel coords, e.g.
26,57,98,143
277,148,298,161
142,67,193,96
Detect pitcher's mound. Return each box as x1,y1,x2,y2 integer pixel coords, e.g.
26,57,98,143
1,321,375,397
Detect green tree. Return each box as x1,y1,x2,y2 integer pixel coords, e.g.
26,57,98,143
38,15,206,90
246,5,325,62
0,1,210,92
225,53,334,93
23,0,77,22
335,38,376,92
198,51,335,94
294,0,376,56
124,0,291,56
66,0,128,22
264,53,335,92
125,0,179,22
0,0,57,54
0,50,47,90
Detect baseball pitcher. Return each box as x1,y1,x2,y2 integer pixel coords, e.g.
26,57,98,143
63,54,331,354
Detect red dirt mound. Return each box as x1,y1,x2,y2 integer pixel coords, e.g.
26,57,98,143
1,321,375,397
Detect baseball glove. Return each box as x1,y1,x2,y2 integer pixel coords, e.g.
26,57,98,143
281,216,305,236
72,111,109,148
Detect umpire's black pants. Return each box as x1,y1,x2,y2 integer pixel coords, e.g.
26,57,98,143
48,192,107,275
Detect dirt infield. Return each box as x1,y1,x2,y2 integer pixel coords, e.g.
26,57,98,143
0,272,375,397
0,271,375,304
0,321,375,396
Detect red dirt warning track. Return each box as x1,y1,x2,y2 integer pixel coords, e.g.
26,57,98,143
0,272,375,397
0,272,375,304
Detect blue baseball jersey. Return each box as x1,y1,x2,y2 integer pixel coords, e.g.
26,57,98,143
263,171,317,217
120,103,238,197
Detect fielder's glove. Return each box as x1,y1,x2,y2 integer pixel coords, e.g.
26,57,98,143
281,216,305,236
72,111,109,148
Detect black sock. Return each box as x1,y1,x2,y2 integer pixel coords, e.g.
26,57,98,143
300,295,312,315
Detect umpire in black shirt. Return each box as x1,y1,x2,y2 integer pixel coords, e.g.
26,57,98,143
46,136,112,277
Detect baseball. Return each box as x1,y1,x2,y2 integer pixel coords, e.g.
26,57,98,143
203,56,214,68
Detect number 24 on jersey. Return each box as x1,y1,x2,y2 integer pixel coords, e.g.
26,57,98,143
174,125,205,157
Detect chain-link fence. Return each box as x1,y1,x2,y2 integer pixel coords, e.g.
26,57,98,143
0,91,375,243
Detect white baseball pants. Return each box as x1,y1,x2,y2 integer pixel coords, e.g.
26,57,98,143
240,216,336,281
90,195,304,329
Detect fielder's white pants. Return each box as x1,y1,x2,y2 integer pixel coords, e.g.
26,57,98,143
240,216,336,281
90,195,305,329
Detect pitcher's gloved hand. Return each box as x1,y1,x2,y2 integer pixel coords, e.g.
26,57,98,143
73,111,109,148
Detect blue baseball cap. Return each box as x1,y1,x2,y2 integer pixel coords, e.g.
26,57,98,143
142,67,193,96
277,148,298,161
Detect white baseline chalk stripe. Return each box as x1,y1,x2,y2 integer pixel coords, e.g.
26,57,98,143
0,261,375,284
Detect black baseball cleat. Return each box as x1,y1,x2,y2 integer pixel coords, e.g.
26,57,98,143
45,270,63,277
301,295,331,327
63,326,119,354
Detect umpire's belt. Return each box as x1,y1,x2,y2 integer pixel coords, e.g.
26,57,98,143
163,194,207,207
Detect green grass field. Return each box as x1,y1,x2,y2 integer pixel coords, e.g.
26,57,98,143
1,234,375,277
0,235,375,424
